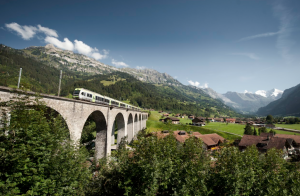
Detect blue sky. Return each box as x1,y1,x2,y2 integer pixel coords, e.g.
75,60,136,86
0,0,299,94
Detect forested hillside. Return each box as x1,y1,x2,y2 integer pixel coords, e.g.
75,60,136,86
257,83,300,117
0,44,243,117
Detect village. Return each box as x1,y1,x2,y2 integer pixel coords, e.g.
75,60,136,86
156,111,300,161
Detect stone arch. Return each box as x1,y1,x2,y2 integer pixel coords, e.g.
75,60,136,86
83,110,107,160
127,113,134,142
134,113,138,135
113,112,126,146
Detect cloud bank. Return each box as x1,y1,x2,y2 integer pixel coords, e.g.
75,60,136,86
188,80,208,89
5,22,108,60
112,59,129,67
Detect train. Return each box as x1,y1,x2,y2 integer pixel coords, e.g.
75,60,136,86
72,88,141,111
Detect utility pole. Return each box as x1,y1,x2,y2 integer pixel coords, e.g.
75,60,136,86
17,68,22,88
58,70,62,96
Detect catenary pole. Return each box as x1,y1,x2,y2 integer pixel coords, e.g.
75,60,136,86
17,68,22,88
58,70,62,96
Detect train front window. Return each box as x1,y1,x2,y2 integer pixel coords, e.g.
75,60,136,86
73,90,80,95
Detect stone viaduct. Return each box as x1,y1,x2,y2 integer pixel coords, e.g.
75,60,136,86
0,86,148,160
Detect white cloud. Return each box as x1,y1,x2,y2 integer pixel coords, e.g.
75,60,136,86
112,59,129,67
231,53,260,60
188,80,208,89
136,66,146,69
74,40,108,60
37,24,58,37
45,36,74,51
6,22,109,60
238,32,279,42
5,22,37,40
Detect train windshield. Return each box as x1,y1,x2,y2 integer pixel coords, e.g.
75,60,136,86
73,90,81,95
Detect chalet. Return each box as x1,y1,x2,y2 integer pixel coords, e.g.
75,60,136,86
226,118,236,123
193,133,225,150
155,131,225,150
175,113,181,117
164,117,180,124
192,117,206,126
188,115,195,120
238,134,292,157
163,113,169,117
214,118,224,123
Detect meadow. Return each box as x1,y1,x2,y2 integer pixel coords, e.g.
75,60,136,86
147,111,300,138
275,124,300,131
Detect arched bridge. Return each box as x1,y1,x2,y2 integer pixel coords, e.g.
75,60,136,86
0,86,148,160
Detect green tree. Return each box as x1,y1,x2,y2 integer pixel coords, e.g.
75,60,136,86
266,114,274,124
244,123,253,135
0,93,91,195
253,127,257,136
258,127,267,135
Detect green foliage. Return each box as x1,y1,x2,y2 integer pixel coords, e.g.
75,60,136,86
86,133,300,195
253,127,257,136
86,133,211,195
244,123,253,135
258,127,268,135
0,93,91,195
266,114,274,124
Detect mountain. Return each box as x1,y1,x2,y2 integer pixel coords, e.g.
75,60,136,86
22,44,181,85
0,44,243,117
198,87,283,114
254,89,283,99
222,91,281,114
257,84,300,117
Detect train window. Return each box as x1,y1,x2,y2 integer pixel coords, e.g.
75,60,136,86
81,92,86,96
73,90,80,95
105,99,109,103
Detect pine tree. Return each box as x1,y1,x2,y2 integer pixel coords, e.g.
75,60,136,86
244,123,253,135
253,127,257,136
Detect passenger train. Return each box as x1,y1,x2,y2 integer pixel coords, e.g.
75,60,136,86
72,88,141,111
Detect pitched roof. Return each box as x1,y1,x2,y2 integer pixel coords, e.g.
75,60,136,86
194,135,218,146
273,134,300,144
239,134,288,150
239,135,265,147
166,117,180,121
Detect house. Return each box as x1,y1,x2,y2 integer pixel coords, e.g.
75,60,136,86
214,118,224,123
164,117,180,124
192,117,206,126
163,113,169,117
155,131,225,150
188,115,195,120
175,113,180,117
238,134,291,157
272,134,300,147
226,118,236,123
193,133,225,150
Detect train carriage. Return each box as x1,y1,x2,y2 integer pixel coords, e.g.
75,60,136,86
73,88,140,111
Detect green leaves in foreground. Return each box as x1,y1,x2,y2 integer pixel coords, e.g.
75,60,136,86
0,94,91,195
87,131,300,196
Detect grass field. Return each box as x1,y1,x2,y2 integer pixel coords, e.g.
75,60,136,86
147,112,300,140
146,120,241,140
205,122,300,136
275,124,300,131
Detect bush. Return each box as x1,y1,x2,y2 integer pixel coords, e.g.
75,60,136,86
0,93,91,195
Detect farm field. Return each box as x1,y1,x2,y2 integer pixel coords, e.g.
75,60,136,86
275,124,300,131
146,120,241,140
204,122,300,136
